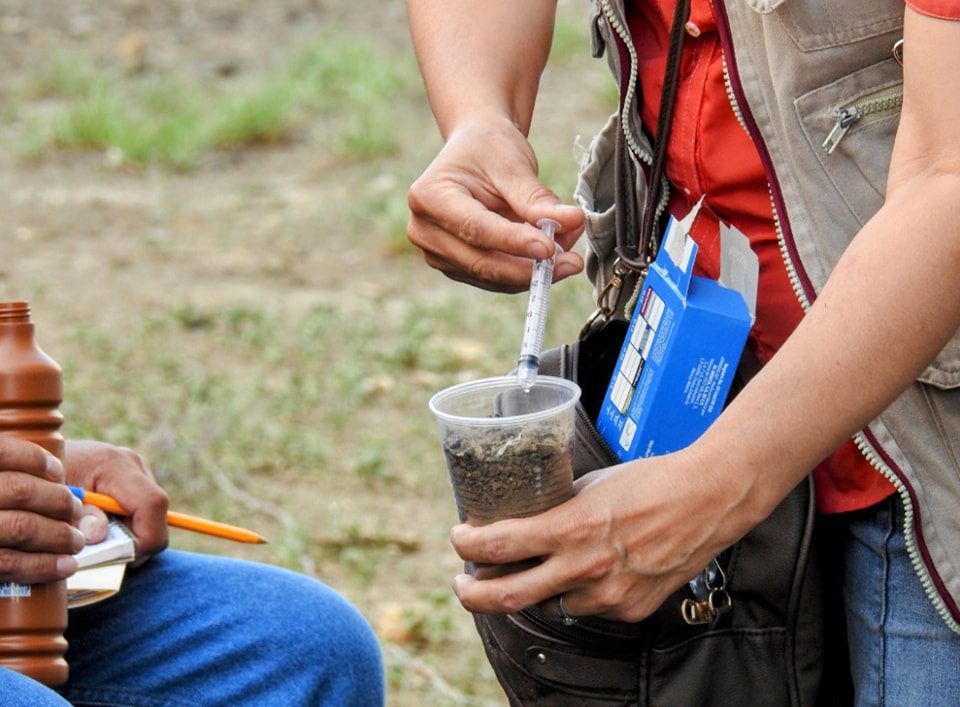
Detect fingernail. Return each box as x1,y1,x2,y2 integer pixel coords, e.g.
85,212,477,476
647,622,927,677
555,203,581,215
71,495,83,518
56,556,78,577
449,524,468,545
529,241,550,260
45,455,63,481
554,261,580,279
70,528,86,554
78,514,102,541
452,573,472,592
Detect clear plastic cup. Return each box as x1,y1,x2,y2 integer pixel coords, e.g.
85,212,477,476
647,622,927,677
429,376,580,527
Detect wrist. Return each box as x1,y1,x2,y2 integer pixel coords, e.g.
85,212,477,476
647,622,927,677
440,106,527,143
676,442,771,549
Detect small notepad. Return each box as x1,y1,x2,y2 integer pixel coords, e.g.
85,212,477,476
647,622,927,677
67,520,137,609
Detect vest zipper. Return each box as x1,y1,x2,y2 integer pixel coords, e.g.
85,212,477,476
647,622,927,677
709,0,960,632
853,430,960,633
598,0,671,242
721,57,750,136
766,186,811,310
721,51,811,310
598,0,649,165
822,92,904,155
721,58,811,308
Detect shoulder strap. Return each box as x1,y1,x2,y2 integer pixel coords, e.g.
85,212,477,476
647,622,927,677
614,0,692,273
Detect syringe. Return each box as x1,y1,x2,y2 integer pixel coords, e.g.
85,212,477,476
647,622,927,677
516,218,561,392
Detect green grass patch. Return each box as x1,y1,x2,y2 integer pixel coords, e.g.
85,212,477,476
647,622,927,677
5,36,420,169
19,51,104,100
551,15,590,64
206,83,296,150
348,184,418,256
291,38,418,161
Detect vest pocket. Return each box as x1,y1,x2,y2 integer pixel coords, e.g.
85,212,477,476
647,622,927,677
575,112,620,298
795,58,960,388
795,58,901,227
575,112,653,320
919,333,960,390
745,0,903,52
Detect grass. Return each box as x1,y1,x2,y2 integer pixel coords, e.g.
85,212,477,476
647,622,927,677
4,34,420,169
348,181,418,256
19,52,103,100
551,15,592,63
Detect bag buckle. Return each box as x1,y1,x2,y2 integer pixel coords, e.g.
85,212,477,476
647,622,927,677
591,257,646,326
681,563,732,626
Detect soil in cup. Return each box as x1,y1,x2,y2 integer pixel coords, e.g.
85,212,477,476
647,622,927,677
441,416,574,527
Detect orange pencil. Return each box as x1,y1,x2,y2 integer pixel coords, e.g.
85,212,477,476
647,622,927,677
68,486,268,544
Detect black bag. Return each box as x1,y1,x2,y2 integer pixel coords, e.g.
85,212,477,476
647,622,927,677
473,321,850,706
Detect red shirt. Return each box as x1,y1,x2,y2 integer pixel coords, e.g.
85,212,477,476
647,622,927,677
624,0,903,512
907,0,960,18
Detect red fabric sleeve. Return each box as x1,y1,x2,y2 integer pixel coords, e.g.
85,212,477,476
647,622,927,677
906,0,960,20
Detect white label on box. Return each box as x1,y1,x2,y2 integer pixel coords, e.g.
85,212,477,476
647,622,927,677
641,326,656,360
633,326,650,356
646,294,665,331
619,417,637,451
622,346,643,384
612,372,634,414
640,287,654,318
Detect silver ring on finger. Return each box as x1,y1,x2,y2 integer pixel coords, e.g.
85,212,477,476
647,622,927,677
558,594,578,626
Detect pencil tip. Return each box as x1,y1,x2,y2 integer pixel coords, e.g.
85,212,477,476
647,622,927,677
258,538,269,544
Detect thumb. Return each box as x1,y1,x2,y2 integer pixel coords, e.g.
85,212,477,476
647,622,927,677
77,504,110,544
502,176,585,249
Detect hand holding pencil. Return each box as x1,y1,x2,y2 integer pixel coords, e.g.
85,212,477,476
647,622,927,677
63,440,267,549
68,485,268,545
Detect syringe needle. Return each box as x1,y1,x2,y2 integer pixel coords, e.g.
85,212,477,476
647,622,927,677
516,218,560,392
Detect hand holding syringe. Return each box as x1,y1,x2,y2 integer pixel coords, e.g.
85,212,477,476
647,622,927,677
516,218,561,392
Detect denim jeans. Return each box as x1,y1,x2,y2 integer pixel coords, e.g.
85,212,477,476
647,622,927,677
0,550,385,706
843,495,960,707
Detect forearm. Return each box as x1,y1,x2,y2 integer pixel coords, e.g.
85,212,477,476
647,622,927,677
697,174,960,533
693,8,960,535
406,0,557,138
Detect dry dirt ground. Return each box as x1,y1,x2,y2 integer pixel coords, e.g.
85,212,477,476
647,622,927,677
0,1,613,704
0,0,425,327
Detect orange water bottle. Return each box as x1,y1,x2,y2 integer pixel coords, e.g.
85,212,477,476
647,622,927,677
0,301,69,685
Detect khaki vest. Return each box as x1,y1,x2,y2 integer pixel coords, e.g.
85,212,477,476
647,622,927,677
577,0,960,633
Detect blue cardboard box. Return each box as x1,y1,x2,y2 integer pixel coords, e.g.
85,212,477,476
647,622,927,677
597,202,759,461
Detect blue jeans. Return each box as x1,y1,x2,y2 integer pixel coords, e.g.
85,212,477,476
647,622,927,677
843,495,960,706
0,550,384,706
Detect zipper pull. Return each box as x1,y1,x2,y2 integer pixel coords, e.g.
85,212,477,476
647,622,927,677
822,106,861,155
822,106,862,155
824,94,904,155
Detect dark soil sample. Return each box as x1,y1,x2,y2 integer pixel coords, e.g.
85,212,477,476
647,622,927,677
442,416,574,526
